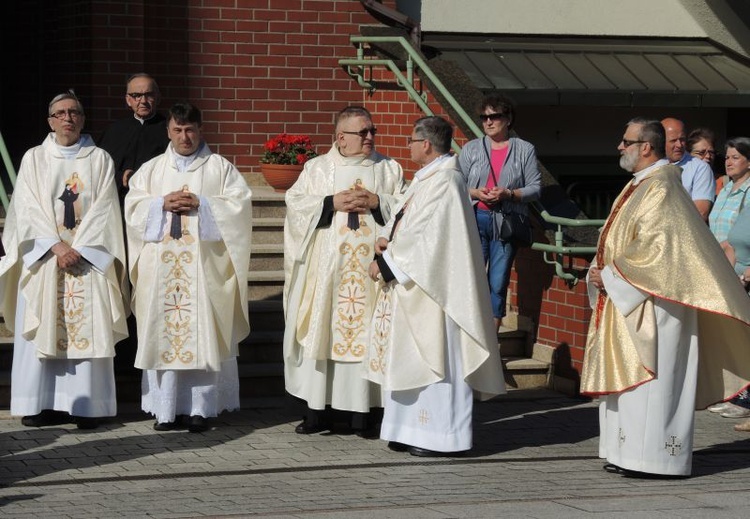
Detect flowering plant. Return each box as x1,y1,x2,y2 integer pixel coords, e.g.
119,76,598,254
260,133,318,165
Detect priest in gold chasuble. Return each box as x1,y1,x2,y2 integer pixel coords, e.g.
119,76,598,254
0,91,129,429
582,118,750,477
284,106,406,436
125,102,252,432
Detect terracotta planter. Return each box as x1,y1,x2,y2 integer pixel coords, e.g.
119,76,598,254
260,163,303,192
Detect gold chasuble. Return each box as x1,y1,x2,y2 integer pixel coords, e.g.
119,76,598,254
581,164,750,408
0,134,129,360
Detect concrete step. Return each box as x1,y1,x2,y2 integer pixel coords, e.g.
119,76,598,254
248,270,284,300
252,217,285,244
498,327,527,358
250,243,283,271
251,186,287,219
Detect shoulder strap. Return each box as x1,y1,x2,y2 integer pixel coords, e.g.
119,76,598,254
482,138,498,186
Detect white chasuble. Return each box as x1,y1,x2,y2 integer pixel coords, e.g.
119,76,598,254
126,143,252,374
330,164,375,362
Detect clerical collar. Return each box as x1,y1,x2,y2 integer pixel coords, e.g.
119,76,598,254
414,154,451,181
171,145,201,173
133,113,156,125
55,138,82,159
633,158,669,185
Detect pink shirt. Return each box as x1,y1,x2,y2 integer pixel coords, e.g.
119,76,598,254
477,146,509,211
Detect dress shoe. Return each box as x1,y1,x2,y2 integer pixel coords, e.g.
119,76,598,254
603,463,688,479
153,420,178,431
294,419,329,434
387,441,410,452
188,415,209,433
74,417,99,430
354,427,380,439
734,419,750,432
707,402,733,413
21,410,70,427
720,405,750,418
408,446,456,457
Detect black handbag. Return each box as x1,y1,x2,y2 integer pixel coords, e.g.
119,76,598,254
482,139,532,247
499,211,532,247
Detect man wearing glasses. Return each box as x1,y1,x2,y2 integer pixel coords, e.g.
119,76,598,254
284,106,406,437
99,73,170,202
366,116,504,457
581,117,750,478
0,91,129,430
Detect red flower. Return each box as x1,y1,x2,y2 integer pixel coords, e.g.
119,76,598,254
260,133,319,165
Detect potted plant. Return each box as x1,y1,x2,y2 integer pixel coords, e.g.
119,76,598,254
260,133,319,192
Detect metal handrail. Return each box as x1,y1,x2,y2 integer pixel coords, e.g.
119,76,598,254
339,35,606,284
0,131,17,212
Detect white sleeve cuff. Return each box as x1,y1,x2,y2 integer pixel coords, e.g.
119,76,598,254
197,197,222,242
382,250,411,285
143,197,166,242
601,265,648,317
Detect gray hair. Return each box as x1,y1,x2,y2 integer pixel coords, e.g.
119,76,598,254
725,137,750,159
48,89,84,117
413,116,452,154
127,73,161,97
627,117,665,159
334,106,372,132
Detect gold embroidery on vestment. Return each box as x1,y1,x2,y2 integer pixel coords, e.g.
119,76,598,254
56,270,90,351
369,285,392,375
161,250,195,364
332,241,370,358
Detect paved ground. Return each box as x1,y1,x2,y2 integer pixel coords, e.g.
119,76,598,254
1,389,750,518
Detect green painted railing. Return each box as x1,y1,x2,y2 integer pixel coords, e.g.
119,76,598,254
0,131,17,212
339,35,605,284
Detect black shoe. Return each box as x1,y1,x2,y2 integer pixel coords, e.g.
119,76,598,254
408,446,457,457
21,410,70,427
387,441,410,452
603,463,688,479
153,420,178,431
354,427,380,439
74,417,99,430
294,418,328,434
188,415,208,433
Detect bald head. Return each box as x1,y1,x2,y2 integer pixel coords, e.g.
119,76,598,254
661,117,686,163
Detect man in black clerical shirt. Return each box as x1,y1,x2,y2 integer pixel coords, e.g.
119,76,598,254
99,73,170,202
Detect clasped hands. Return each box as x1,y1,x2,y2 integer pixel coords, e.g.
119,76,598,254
333,185,378,213
51,242,82,270
473,186,511,206
163,190,200,213
368,237,389,282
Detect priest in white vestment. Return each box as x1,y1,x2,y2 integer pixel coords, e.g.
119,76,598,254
125,102,252,433
0,91,129,430
583,117,750,477
367,116,506,456
284,106,406,436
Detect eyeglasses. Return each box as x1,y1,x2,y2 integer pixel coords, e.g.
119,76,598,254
621,139,646,147
479,113,506,122
49,109,83,120
341,127,377,138
691,149,716,158
127,92,157,100
407,137,426,145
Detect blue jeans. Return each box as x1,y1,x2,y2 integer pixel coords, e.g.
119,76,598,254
476,209,518,319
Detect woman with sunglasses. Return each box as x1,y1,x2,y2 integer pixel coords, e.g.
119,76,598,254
458,94,541,332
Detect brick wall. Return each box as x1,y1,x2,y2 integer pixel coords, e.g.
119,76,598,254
2,0,593,388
